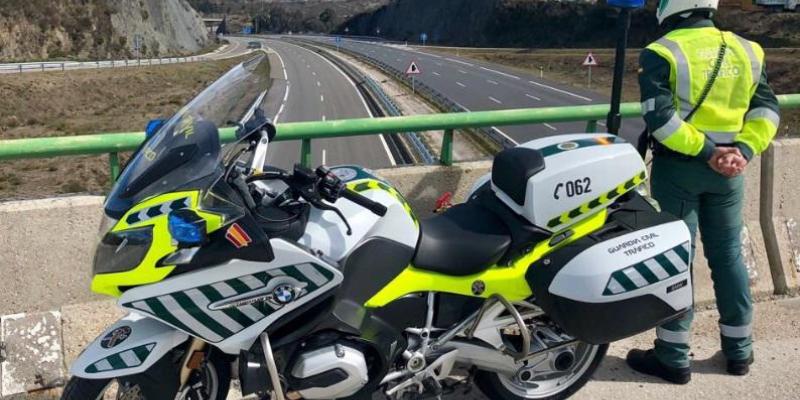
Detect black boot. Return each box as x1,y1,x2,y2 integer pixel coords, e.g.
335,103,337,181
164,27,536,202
626,349,691,384
727,353,754,376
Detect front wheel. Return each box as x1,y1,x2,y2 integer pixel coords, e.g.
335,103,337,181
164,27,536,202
61,349,231,400
475,342,608,400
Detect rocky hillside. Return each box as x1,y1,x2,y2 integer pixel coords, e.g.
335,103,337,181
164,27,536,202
345,0,800,48
0,0,209,62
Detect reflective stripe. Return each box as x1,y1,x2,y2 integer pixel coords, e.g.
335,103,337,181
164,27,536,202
120,349,141,367
734,35,762,83
642,98,656,115
606,277,626,295
720,323,752,338
705,131,737,144
94,359,114,372
656,37,693,118
664,249,689,273
745,107,781,127
657,327,691,344
652,111,684,141
623,267,649,288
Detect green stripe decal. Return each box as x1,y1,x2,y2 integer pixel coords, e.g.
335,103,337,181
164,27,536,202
613,272,639,291
283,265,318,291
144,298,197,337
634,263,660,284
132,345,151,363
673,242,690,263
314,264,335,281
171,292,234,338
198,286,256,328
654,254,680,276
225,278,251,295
107,353,127,369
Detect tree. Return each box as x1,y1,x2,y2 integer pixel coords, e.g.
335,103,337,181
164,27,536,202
319,8,335,32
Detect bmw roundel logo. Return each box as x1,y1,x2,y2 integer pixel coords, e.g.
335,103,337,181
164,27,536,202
272,284,296,305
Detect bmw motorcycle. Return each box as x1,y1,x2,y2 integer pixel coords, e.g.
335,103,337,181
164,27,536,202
63,54,694,400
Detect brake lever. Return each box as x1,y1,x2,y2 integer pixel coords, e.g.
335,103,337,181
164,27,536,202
312,199,353,236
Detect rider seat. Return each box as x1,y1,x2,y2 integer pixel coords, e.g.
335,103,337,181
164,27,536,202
413,201,512,276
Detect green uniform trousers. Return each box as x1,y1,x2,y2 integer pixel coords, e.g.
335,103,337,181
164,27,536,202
650,155,754,369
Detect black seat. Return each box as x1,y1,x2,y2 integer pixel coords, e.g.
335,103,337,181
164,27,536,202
413,201,512,276
492,147,545,206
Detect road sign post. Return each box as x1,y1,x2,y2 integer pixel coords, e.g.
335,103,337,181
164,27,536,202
420,33,428,46
406,61,422,94
582,52,598,89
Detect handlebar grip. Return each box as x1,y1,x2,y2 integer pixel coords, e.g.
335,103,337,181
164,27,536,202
342,189,388,217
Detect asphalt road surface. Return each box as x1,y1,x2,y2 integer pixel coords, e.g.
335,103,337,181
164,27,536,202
304,37,646,145
245,37,396,170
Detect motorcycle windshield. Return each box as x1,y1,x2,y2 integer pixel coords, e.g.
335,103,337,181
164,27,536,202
104,54,270,218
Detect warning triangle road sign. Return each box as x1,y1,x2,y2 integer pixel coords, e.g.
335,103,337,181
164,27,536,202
406,61,421,75
582,52,598,67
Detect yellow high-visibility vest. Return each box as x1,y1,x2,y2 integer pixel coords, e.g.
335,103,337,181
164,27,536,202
645,27,779,156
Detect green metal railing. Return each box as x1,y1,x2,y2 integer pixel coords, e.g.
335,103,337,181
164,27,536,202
1,95,798,184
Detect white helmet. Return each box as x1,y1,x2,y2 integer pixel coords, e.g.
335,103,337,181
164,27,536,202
656,0,718,25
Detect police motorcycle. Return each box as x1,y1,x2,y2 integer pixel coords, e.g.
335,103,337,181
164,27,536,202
63,49,693,400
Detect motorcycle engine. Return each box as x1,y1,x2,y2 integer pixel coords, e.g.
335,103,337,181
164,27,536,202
289,343,369,399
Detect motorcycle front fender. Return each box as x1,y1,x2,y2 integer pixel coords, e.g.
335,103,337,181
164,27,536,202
70,312,189,379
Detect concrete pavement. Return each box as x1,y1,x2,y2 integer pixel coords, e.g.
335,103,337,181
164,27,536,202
2,297,796,398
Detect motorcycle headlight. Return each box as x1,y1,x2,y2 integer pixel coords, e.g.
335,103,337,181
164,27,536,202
93,226,153,275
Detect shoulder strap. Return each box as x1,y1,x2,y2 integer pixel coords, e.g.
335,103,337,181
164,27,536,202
684,32,728,122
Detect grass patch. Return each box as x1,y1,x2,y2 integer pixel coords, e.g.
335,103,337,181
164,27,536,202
0,56,255,200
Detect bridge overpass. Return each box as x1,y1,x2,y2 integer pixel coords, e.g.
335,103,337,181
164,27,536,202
0,34,798,398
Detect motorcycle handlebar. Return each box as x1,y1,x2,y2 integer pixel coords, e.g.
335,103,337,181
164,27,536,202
342,188,388,217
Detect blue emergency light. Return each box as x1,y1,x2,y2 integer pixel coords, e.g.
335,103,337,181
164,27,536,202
608,0,645,8
168,210,207,247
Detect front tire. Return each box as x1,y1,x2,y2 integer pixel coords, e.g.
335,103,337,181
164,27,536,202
61,350,231,400
475,343,608,400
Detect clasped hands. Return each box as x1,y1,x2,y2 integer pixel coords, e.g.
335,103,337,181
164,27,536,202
708,147,747,178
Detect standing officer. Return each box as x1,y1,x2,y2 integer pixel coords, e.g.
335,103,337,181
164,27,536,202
626,0,780,384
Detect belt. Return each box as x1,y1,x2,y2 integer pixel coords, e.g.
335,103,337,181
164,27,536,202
652,142,693,160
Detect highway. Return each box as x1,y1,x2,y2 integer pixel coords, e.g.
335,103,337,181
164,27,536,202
244,37,396,169
305,37,645,145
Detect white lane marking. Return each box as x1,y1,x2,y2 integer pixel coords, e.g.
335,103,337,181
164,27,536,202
480,66,521,80
322,115,327,121
544,123,558,131
526,93,541,101
322,149,327,165
274,81,290,123
281,40,396,166
445,57,474,66
487,79,498,85
320,94,325,102
396,58,402,62
491,127,519,145
269,45,289,80
597,121,607,127
456,82,466,88
433,72,441,76
528,80,592,102
458,69,467,74
436,62,443,66
489,96,502,104
312,71,317,76
317,81,321,87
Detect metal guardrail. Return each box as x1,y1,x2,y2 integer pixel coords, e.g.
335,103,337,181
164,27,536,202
1,94,798,186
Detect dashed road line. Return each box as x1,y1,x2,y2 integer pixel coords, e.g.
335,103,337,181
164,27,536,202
489,96,503,104
320,94,325,103
597,121,607,127
544,123,558,131
445,57,474,67
433,72,441,76
317,81,321,87
526,93,541,101
528,80,592,102
480,66,521,80
456,82,466,88
487,79,499,85
458,69,467,74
